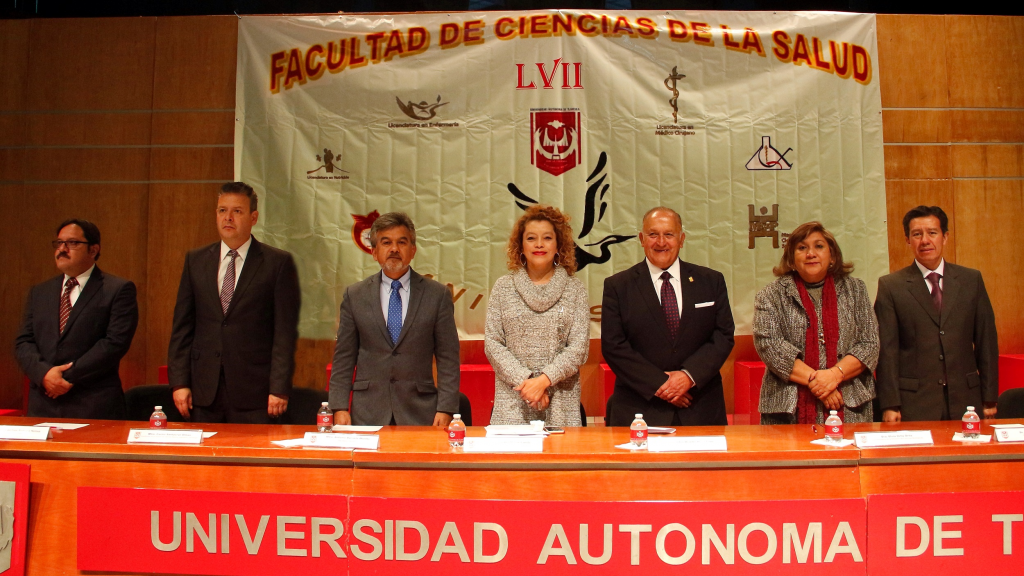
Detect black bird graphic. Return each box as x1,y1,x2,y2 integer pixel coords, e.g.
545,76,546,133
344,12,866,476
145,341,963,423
507,152,633,270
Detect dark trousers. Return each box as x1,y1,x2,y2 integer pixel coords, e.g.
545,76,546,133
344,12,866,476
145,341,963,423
192,369,272,425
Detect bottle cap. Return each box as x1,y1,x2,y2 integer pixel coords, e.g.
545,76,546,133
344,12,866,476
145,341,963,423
830,410,837,415
966,406,975,411
155,406,162,410
635,414,643,418
322,402,329,406
453,414,461,419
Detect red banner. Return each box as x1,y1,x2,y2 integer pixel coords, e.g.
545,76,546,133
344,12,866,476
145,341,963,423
78,487,866,575
867,491,1024,575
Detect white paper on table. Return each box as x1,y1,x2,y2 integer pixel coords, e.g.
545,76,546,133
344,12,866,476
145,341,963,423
615,442,646,450
990,424,1024,429
810,438,856,447
303,432,379,450
34,422,89,430
271,438,307,448
0,425,52,440
994,428,1024,443
331,425,383,433
647,436,728,452
854,430,934,448
952,433,991,443
127,429,203,445
484,425,548,437
647,427,676,434
202,432,217,439
462,437,544,453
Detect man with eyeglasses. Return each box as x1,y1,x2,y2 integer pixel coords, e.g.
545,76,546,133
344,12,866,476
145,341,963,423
15,219,139,419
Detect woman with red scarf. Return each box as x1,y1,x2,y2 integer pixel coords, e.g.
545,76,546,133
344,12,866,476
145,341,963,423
753,222,879,425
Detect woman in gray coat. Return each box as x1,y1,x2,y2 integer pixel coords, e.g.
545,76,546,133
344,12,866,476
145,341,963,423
753,222,879,424
485,205,589,426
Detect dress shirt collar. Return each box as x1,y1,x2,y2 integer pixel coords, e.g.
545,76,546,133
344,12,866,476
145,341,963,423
645,257,681,284
220,236,252,263
64,264,95,288
381,268,412,290
915,258,945,278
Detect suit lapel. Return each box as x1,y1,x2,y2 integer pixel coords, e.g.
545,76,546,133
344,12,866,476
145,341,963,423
367,272,393,345
939,263,959,327
226,238,264,318
59,267,103,340
676,260,697,343
394,270,425,349
632,261,672,341
202,243,223,318
903,263,940,326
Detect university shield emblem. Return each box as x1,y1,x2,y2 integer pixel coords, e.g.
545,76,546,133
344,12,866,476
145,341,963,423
531,110,581,176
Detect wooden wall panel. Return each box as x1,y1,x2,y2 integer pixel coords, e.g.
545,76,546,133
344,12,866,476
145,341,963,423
945,16,1024,109
149,147,233,181
151,111,235,145
153,16,238,110
883,145,950,179
951,110,1024,142
145,184,220,381
0,20,29,112
876,14,948,108
0,184,28,409
882,110,951,143
21,147,151,182
952,180,1024,354
883,180,956,272
26,18,156,111
952,145,1024,178
23,112,152,146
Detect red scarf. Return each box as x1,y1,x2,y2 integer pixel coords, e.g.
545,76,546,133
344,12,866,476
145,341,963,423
795,275,842,424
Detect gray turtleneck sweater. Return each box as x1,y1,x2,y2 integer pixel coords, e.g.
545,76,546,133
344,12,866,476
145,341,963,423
485,267,590,426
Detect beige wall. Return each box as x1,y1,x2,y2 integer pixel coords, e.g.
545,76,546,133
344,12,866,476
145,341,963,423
0,15,1021,414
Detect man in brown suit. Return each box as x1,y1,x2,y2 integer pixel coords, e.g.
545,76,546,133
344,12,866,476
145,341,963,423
874,206,998,422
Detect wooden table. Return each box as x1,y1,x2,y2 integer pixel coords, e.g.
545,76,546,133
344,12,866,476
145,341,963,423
2,417,1022,574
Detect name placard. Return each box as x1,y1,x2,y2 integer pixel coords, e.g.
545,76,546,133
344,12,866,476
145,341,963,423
0,425,52,440
127,429,203,445
462,437,544,453
303,432,379,450
647,435,728,452
994,428,1024,443
854,430,933,448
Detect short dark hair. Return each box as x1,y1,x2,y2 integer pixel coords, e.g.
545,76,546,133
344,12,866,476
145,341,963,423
56,218,101,260
902,206,948,237
220,182,258,212
370,212,416,248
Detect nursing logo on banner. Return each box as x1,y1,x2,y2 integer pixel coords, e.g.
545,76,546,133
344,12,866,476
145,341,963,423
531,109,581,176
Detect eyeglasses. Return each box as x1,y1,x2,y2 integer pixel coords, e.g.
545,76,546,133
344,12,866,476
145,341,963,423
52,240,89,250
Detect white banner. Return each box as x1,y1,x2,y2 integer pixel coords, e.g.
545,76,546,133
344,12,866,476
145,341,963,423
235,11,886,340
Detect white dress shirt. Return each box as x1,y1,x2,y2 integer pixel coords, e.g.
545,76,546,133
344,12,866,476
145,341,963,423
646,257,683,317
218,237,252,293
379,268,411,324
915,258,945,293
63,264,95,307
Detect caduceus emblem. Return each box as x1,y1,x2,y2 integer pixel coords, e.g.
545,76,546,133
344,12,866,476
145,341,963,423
664,66,686,124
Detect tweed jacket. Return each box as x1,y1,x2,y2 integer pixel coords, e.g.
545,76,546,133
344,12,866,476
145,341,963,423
753,274,879,420
485,268,589,426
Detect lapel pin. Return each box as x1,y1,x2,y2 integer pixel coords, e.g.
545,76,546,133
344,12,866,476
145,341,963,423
688,276,694,282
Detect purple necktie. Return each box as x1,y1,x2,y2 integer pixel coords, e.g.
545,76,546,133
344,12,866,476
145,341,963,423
660,271,679,339
220,250,238,314
927,272,942,311
59,277,78,333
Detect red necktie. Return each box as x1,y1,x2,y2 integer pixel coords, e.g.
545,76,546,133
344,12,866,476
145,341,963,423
59,277,78,333
927,272,942,310
660,271,679,339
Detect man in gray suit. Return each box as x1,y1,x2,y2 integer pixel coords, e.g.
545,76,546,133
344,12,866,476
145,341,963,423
875,205,998,422
328,212,460,426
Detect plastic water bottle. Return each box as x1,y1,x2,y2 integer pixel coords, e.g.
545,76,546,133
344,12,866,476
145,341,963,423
149,406,167,429
317,402,333,432
448,414,466,447
630,414,648,448
962,406,981,439
824,410,844,444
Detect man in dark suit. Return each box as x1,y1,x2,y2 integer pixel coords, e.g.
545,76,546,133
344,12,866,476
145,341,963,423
875,205,998,422
328,212,460,427
15,219,138,419
602,207,735,426
167,182,301,424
